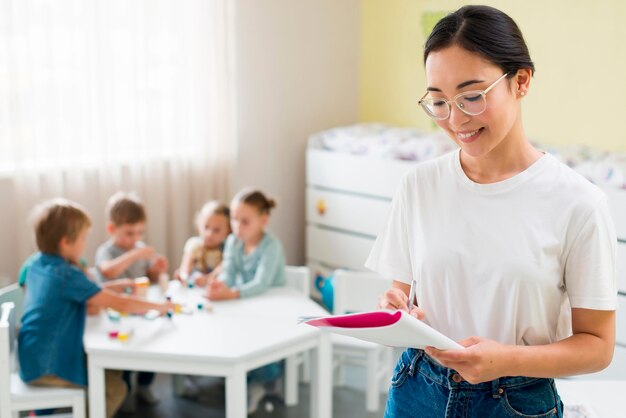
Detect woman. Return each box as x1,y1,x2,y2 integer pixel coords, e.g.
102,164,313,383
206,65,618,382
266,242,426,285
366,5,616,417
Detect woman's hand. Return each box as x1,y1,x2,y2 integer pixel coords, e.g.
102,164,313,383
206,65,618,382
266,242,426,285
378,287,425,320
425,336,511,384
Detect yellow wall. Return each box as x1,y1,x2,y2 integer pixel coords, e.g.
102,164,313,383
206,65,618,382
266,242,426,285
360,1,626,151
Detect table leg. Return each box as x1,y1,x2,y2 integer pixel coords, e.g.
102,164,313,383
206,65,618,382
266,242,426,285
225,366,247,418
87,360,106,418
285,354,299,406
310,332,332,418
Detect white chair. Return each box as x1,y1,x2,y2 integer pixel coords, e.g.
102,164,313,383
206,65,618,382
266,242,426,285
284,265,310,296
0,284,86,418
331,269,394,412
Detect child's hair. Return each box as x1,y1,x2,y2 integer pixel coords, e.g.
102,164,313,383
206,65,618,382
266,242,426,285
231,189,276,215
30,198,91,254
196,200,231,227
106,191,146,226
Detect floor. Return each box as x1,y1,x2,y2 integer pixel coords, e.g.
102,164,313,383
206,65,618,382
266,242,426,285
113,374,387,418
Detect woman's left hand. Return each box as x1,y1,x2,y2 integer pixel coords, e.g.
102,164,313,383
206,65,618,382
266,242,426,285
425,336,511,384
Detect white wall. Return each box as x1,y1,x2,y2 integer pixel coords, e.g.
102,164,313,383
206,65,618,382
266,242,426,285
233,0,360,264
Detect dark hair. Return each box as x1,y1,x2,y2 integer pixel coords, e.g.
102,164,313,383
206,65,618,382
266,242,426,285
30,198,91,254
106,191,147,226
232,189,276,215
424,5,535,77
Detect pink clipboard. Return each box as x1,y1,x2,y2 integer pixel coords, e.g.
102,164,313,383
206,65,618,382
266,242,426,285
304,310,463,350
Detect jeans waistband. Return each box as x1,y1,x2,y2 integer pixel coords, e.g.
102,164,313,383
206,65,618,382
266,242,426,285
407,348,553,396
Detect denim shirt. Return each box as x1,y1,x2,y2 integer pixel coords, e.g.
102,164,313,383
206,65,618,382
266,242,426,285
219,232,286,298
18,253,101,386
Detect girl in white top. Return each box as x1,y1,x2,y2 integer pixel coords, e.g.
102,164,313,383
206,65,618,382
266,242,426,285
367,6,616,417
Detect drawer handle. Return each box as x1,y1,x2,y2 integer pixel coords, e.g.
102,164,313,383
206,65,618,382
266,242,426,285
316,199,327,216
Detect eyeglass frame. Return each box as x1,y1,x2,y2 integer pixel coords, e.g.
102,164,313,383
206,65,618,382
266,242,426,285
417,72,510,120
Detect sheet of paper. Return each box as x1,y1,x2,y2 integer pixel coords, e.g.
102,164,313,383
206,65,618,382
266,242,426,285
305,310,463,350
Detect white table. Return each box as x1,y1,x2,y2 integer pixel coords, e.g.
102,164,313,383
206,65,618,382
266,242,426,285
556,379,626,418
84,283,332,418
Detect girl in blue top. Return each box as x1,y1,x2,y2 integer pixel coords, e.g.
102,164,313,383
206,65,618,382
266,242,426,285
205,189,286,413
206,189,286,300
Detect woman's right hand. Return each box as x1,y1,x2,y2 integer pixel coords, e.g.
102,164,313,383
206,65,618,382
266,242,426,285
378,288,425,320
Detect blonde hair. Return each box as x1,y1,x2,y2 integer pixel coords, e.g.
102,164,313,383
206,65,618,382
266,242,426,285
106,191,146,226
195,200,230,227
231,189,276,215
30,198,91,254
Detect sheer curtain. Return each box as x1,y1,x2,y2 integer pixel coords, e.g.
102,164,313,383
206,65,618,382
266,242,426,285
0,0,237,282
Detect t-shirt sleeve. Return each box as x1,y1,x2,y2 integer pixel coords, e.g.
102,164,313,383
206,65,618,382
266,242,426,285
364,176,414,284
183,236,202,254
565,195,617,310
218,234,237,287
238,238,283,298
61,266,102,303
94,243,115,283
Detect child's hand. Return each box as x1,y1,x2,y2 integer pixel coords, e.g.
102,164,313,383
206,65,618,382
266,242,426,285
193,273,210,287
206,281,238,300
151,255,169,273
157,301,177,315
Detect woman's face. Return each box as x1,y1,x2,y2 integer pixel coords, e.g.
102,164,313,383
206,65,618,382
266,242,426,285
424,44,522,159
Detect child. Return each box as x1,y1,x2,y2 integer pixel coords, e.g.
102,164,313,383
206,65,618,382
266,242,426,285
173,200,230,398
206,189,286,300
18,198,174,418
94,191,168,411
175,200,231,287
206,189,286,414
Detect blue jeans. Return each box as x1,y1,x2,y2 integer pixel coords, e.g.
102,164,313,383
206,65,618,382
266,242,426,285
385,348,563,418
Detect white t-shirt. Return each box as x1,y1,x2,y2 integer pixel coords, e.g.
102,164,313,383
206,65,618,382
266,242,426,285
365,149,617,346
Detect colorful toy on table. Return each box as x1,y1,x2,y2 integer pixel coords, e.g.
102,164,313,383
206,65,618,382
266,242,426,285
106,308,121,322
108,328,133,341
134,276,150,297
143,309,161,320
196,302,214,313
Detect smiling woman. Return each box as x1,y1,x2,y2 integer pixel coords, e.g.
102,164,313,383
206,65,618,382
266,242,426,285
367,5,617,418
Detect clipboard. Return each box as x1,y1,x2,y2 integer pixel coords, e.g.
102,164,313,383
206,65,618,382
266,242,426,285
303,310,463,350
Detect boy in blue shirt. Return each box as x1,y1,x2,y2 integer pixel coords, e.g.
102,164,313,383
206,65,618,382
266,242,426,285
18,198,174,418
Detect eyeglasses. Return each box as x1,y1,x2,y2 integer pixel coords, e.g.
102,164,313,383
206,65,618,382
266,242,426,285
418,72,509,120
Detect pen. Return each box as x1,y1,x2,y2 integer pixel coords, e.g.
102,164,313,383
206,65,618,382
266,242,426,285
407,279,417,312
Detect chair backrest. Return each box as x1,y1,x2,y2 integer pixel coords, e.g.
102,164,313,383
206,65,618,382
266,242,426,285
284,266,310,296
332,270,391,315
0,283,24,327
0,302,15,417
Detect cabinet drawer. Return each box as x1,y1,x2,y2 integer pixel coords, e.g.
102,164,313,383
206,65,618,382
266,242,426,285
307,188,390,237
306,225,374,271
